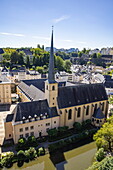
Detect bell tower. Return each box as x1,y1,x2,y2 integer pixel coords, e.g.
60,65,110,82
45,27,58,107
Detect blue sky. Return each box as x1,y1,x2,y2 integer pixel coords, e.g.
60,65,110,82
0,0,113,50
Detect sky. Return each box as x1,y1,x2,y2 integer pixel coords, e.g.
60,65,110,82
0,0,113,50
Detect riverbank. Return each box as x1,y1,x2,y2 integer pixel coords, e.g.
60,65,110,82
3,142,96,170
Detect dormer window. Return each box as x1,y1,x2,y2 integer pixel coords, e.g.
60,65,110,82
28,115,31,119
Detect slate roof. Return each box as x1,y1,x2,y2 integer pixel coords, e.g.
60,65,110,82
104,81,113,88
0,75,10,82
104,75,112,81
92,108,105,119
0,48,4,54
1,66,9,73
22,79,47,92
57,83,108,109
13,100,58,122
6,114,14,122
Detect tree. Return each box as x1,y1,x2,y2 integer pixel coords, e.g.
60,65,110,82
47,128,58,138
2,53,11,61
25,147,37,160
93,121,113,152
91,53,97,59
35,66,44,73
87,156,113,170
27,136,38,147
55,56,64,71
10,51,19,64
78,51,83,57
26,56,30,68
42,45,44,50
1,152,14,168
17,150,26,161
18,51,24,65
17,137,27,150
95,148,105,162
82,48,86,54
64,60,72,72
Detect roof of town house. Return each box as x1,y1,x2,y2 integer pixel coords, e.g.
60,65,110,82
1,66,9,73
0,48,4,54
13,99,58,122
104,81,113,88
57,83,108,109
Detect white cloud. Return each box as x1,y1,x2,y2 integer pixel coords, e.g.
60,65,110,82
53,15,70,23
77,41,87,44
0,32,25,37
60,39,72,42
32,36,49,40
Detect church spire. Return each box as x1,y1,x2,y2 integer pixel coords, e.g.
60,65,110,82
48,26,55,82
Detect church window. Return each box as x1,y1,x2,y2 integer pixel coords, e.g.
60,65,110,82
102,102,104,111
52,86,55,90
94,104,97,113
68,109,72,120
53,103,54,105
46,85,48,90
86,106,89,115
60,110,62,114
9,134,11,137
77,107,81,117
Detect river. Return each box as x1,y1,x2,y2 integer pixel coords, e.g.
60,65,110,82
3,142,96,170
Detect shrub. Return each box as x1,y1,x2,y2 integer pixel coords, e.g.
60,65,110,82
27,136,38,147
38,147,45,156
25,147,37,161
82,119,91,129
1,152,14,168
73,122,82,132
17,150,26,161
95,148,105,162
58,126,69,135
47,128,58,138
16,137,27,151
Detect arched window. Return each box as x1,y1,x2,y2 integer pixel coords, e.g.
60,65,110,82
52,85,55,90
46,85,48,90
77,107,81,117
102,102,104,111
60,110,62,114
94,104,97,114
68,109,72,120
86,105,89,115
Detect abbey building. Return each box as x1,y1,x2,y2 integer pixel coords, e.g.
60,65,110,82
4,30,108,143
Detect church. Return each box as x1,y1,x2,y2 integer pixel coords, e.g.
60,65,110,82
4,30,108,143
